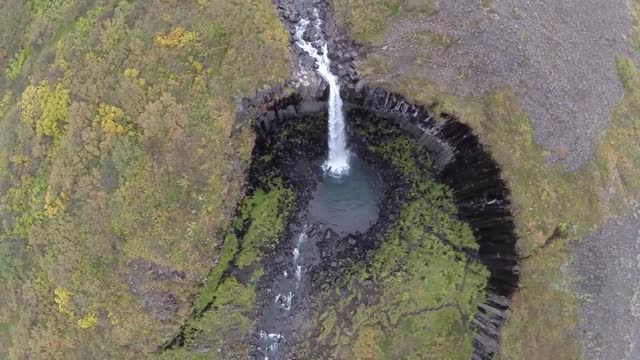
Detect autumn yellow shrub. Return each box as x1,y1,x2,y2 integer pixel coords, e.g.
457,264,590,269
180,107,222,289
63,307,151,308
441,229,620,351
155,26,198,48
9,154,31,167
123,68,146,86
77,312,97,329
54,288,74,317
20,81,70,139
20,85,45,125
96,103,126,135
123,68,139,79
44,190,67,218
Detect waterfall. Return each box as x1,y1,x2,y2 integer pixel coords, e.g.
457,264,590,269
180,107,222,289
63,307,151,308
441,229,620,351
295,13,350,177
258,9,352,360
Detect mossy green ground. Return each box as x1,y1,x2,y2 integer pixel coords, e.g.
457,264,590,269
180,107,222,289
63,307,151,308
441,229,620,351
630,0,640,51
301,116,489,359
0,0,290,357
347,10,640,355
162,182,295,359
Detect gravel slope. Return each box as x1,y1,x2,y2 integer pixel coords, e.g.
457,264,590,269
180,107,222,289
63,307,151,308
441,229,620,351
372,0,634,170
570,204,640,360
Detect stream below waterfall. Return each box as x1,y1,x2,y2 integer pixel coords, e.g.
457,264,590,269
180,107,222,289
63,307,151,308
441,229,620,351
257,4,381,359
258,9,379,360
256,157,382,359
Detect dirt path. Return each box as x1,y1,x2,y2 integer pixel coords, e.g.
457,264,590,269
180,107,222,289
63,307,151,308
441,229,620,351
372,0,634,170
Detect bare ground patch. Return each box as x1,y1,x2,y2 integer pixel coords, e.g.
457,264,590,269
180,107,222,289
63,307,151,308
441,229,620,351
360,0,634,170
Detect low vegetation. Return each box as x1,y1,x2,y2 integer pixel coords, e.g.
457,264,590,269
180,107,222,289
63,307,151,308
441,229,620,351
0,0,290,358
332,0,435,43
406,29,455,64
480,0,494,12
630,0,640,51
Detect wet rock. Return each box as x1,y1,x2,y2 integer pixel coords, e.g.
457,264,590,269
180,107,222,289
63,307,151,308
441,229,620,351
298,101,326,116
278,105,297,122
301,54,316,69
288,12,299,23
337,66,348,78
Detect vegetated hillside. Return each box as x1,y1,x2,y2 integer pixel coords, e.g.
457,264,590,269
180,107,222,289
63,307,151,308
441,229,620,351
0,0,290,358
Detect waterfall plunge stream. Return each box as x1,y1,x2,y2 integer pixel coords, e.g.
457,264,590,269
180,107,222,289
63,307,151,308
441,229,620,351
295,12,350,177
255,9,382,360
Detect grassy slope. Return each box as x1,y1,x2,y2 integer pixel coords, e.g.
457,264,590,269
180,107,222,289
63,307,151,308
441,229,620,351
630,0,640,51
333,0,434,44
333,2,640,359
161,183,296,359
0,0,289,358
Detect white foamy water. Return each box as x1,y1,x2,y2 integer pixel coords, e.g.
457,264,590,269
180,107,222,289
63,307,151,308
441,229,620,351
295,265,302,282
275,292,294,311
260,331,285,358
297,230,307,244
295,13,350,177
260,224,309,359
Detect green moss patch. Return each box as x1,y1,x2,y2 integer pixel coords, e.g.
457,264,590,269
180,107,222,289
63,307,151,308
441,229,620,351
629,0,640,51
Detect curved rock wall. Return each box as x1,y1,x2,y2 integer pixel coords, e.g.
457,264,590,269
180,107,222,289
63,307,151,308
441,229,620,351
249,88,519,359
344,85,519,359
